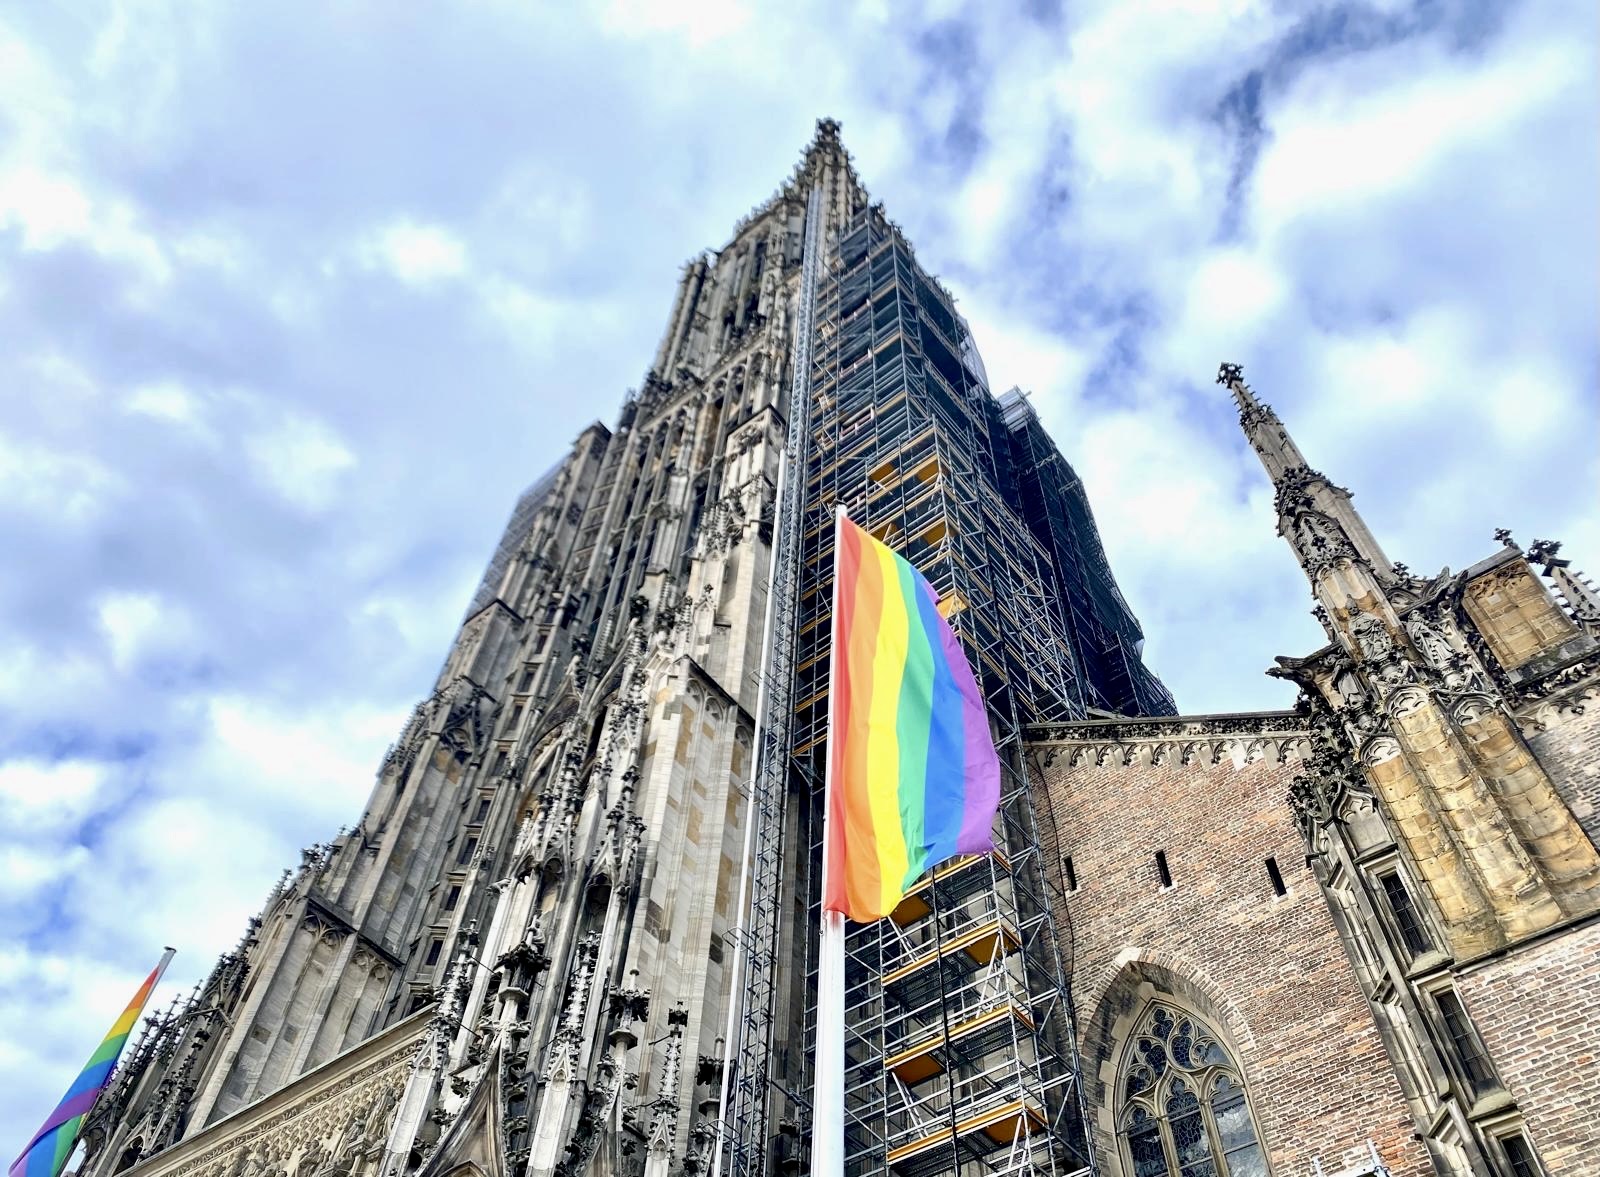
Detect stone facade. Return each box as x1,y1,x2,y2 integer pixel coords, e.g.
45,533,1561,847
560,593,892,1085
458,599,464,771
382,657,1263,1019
98,1014,427,1177
83,124,867,1177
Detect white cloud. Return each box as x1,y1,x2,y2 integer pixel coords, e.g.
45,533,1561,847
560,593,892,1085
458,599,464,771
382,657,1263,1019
364,219,469,287
0,435,124,522
0,167,95,248
0,844,92,900
125,381,209,430
599,0,751,47
0,759,108,833
1255,36,1584,228
245,411,358,512
96,590,198,673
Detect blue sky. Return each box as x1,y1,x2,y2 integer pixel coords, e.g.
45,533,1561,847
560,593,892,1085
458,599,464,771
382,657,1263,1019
1,0,1595,1144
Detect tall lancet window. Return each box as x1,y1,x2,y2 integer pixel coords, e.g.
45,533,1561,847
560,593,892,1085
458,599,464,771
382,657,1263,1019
1118,1002,1267,1177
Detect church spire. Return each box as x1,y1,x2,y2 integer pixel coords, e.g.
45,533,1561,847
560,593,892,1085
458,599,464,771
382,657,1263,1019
1217,362,1393,580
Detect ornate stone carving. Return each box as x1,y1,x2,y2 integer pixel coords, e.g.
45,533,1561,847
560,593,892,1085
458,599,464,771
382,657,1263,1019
1452,696,1496,725
1528,538,1600,629
645,1005,689,1156
1284,506,1356,577
1285,698,1373,844
544,933,602,1083
1360,736,1402,766
92,1035,415,1177
1034,713,1308,776
380,699,431,782
1388,688,1428,720
434,677,493,761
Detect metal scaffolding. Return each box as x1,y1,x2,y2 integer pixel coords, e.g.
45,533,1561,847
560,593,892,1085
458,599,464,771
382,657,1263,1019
722,201,1171,1177
794,207,1097,1177
998,392,1176,718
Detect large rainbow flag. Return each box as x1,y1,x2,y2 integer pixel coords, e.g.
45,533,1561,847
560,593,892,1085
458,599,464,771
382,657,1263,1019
10,950,173,1177
823,514,1000,922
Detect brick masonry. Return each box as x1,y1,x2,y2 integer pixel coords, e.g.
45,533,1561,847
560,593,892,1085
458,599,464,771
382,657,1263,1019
1457,921,1600,1175
1526,701,1600,849
1031,729,1435,1177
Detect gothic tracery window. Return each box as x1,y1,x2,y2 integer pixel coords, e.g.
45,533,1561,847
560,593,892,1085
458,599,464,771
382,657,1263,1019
1118,1002,1267,1177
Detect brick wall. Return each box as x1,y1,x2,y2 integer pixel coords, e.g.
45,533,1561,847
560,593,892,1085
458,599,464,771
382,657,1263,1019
1456,921,1600,1175
1031,728,1433,1177
1526,700,1600,849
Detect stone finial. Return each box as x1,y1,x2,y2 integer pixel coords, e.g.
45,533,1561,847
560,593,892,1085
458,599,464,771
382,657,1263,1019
1215,361,1280,435
642,1004,691,1156
1526,538,1568,572
609,970,652,1027
1527,538,1600,627
1494,527,1519,549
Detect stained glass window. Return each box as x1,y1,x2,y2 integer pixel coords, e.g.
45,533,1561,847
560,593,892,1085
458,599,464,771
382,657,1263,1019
1116,1001,1266,1177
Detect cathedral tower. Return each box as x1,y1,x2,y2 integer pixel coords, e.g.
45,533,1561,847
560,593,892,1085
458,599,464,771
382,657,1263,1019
80,123,1172,1177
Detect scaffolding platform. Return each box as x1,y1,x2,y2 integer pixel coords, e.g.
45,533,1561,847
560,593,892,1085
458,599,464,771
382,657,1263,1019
881,918,1021,1007
886,1096,1048,1175
775,204,1098,1177
884,1001,1036,1084
891,848,1012,924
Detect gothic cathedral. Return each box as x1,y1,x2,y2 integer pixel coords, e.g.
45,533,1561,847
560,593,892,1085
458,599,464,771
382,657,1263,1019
78,127,1600,1177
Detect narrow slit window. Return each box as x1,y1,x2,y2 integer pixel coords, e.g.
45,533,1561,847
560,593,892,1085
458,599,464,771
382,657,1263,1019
457,837,479,866
423,938,443,967
1265,857,1287,897
1379,871,1433,958
1500,1133,1544,1177
1064,855,1078,892
1155,850,1172,889
1435,989,1496,1096
443,885,461,912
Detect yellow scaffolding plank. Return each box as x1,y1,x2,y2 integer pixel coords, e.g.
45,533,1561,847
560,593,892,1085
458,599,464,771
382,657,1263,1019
886,1098,1046,1166
883,1002,1037,1084
881,918,1020,986
890,850,1011,924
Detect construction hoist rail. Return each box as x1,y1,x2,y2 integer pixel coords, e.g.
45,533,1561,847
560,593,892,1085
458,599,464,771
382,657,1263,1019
714,179,824,1177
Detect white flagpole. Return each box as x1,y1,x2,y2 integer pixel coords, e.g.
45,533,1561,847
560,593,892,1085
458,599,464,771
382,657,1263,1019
153,945,177,984
813,504,848,1177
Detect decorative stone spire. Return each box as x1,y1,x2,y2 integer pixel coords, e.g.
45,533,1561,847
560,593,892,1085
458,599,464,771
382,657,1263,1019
1218,362,1393,580
1526,538,1600,630
645,1004,689,1161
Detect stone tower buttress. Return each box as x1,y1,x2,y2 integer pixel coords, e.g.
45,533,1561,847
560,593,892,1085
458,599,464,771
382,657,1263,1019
1219,362,1600,964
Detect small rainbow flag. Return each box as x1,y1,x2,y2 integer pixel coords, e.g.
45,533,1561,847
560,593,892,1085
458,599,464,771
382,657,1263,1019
823,514,1000,922
10,949,174,1177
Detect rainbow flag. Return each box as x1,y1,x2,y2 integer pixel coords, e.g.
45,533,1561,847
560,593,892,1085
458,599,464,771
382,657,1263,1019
10,950,174,1177
823,515,1000,922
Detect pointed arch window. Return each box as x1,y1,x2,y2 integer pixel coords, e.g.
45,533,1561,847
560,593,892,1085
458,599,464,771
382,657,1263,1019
1118,1002,1267,1177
